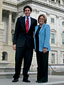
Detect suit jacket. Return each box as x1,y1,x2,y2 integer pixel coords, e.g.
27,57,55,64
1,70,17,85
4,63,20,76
34,23,51,52
13,16,37,48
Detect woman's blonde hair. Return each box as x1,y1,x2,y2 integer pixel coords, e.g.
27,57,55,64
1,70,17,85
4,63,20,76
38,14,47,24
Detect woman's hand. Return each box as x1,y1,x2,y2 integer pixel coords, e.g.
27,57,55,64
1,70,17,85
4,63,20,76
13,44,16,50
43,48,47,53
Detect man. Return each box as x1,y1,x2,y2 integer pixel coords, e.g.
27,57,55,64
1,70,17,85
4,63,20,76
12,5,37,83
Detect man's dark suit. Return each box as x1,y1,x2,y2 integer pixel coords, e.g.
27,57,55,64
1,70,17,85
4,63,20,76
13,16,37,80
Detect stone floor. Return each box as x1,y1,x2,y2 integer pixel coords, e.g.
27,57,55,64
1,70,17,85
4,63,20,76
0,75,64,85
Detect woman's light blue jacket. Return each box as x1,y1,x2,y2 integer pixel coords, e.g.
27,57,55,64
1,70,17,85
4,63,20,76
34,23,51,52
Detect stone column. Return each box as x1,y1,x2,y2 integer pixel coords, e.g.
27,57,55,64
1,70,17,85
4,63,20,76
47,0,49,2
55,0,56,3
60,0,63,5
46,12,50,24
0,0,2,22
0,0,3,29
8,12,12,45
57,50,61,64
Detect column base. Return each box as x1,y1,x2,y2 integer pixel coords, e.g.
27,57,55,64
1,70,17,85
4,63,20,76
0,22,4,29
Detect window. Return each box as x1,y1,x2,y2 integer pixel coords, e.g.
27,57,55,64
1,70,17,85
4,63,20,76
51,18,54,23
63,54,64,63
51,0,55,1
62,32,64,45
62,21,64,26
56,0,60,4
2,52,8,61
51,53,55,64
51,33,55,44
11,29,15,42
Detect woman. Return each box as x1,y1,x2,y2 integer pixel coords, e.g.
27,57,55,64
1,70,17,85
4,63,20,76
34,14,51,83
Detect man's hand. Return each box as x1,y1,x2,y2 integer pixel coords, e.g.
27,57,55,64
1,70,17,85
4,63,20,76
13,44,16,50
43,48,47,53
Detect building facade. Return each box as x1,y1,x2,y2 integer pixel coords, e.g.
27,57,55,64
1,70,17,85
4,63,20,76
0,0,64,71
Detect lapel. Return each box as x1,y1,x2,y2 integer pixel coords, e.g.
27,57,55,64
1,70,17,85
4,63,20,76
20,16,34,32
35,25,39,34
39,23,45,33
35,24,45,34
22,16,26,31
21,16,34,32
31,18,34,27
28,17,34,32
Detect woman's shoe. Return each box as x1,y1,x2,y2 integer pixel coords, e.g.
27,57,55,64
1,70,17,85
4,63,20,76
37,79,48,83
38,80,48,83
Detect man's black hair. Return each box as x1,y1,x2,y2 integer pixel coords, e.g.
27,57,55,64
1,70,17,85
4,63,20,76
23,5,32,12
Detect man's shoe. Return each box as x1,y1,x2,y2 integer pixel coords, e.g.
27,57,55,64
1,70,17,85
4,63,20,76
23,79,31,83
38,80,48,83
12,79,18,82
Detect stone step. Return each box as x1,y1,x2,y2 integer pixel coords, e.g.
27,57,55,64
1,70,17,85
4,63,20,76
52,71,64,75
0,75,64,85
0,72,14,78
0,67,15,72
0,72,37,78
0,67,36,72
0,67,64,76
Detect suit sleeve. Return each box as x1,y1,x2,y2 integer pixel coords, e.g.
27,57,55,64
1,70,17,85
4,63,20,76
33,19,37,49
35,19,37,26
43,25,50,48
33,19,37,32
13,18,20,45
35,20,37,29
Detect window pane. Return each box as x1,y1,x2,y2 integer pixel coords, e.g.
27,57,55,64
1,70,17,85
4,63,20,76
62,32,64,44
63,54,64,63
2,52,8,61
56,0,60,4
51,0,54,1
62,21,64,26
51,18,54,23
51,53,55,64
51,33,55,44
11,29,14,42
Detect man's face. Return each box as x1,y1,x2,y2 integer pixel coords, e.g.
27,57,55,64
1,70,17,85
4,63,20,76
24,8,31,17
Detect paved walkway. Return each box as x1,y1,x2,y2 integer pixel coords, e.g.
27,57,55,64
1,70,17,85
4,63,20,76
0,75,64,85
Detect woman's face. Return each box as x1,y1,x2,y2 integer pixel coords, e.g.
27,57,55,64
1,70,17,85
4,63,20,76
39,16,45,25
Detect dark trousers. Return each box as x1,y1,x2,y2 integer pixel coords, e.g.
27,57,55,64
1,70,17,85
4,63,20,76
13,46,33,80
36,51,49,82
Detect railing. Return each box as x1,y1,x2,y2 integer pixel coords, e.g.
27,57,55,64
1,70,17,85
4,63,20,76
48,64,64,75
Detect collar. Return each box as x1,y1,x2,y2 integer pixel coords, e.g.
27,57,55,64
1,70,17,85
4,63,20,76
25,16,30,19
